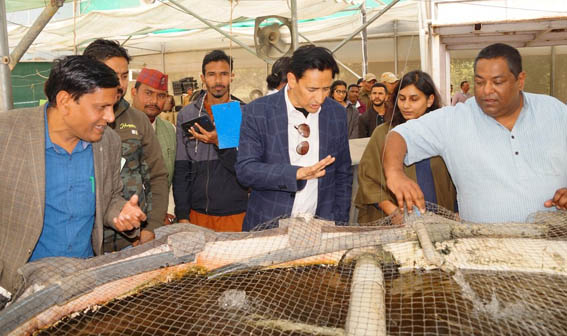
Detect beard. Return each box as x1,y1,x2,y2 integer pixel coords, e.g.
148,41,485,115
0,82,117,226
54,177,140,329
209,85,229,99
373,100,384,107
211,91,226,99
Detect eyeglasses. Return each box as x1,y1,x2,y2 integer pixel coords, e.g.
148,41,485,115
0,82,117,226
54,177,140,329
294,123,310,155
334,90,347,95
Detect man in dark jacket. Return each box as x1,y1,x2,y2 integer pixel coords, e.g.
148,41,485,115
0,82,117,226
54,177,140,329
359,83,388,137
174,50,248,232
236,45,352,231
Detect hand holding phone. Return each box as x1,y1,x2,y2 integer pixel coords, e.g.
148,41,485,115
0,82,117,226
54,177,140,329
181,115,215,136
182,114,218,145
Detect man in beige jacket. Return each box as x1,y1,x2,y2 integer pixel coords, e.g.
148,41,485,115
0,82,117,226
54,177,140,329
0,56,145,298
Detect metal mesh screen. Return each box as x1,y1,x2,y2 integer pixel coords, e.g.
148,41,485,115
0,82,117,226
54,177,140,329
1,205,567,336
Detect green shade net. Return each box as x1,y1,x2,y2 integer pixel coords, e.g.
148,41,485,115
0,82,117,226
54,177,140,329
11,62,51,108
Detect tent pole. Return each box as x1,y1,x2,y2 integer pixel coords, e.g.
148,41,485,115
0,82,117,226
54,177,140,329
360,2,368,76
168,0,272,64
9,0,64,70
290,0,299,51
0,0,13,110
331,0,400,54
393,20,398,74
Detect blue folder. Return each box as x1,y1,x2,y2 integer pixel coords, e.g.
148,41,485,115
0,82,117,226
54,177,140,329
211,101,242,149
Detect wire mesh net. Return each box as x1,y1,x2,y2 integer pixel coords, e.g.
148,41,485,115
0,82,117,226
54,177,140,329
1,204,567,336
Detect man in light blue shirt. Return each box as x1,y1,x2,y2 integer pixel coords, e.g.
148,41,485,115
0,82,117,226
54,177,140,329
382,43,567,223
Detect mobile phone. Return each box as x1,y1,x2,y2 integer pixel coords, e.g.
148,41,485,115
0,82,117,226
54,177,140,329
181,115,215,135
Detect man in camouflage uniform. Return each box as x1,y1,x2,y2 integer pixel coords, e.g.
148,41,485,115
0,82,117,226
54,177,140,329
84,39,169,251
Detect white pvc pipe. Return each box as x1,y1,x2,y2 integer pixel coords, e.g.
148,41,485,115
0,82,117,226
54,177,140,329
345,254,386,336
413,219,443,267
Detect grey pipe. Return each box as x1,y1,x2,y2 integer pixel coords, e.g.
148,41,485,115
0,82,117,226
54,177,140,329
0,0,13,110
290,0,299,51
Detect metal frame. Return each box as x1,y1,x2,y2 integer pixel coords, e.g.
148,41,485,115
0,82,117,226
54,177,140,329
0,0,405,108
168,0,274,63
163,0,404,81
421,0,567,101
168,0,302,64
15,0,565,107
331,0,401,54
298,32,361,79
0,0,63,110
9,0,64,70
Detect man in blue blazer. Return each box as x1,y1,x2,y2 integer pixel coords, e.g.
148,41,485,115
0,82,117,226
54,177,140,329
236,45,353,231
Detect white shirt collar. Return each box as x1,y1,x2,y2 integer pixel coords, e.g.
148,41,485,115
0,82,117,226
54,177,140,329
284,84,321,117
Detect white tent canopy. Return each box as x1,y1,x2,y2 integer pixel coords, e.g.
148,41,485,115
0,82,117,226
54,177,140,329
1,0,566,108
4,0,566,61
6,0,419,59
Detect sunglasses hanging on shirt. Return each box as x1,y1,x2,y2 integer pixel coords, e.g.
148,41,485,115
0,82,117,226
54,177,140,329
294,123,310,155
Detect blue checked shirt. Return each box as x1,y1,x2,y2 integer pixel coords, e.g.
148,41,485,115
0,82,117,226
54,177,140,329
29,106,96,261
392,92,567,223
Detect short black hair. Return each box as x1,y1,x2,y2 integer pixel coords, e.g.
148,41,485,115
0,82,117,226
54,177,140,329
474,43,522,78
371,82,388,94
289,45,339,80
347,84,359,91
202,50,233,75
266,56,291,90
356,78,363,85
460,80,468,88
44,55,119,107
83,39,131,63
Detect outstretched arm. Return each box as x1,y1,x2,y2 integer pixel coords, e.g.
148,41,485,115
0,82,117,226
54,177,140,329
383,131,425,213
